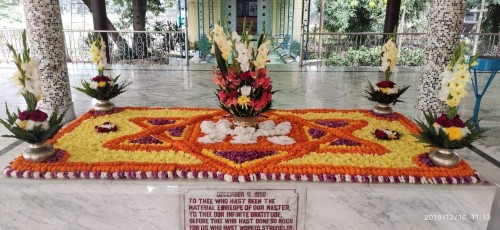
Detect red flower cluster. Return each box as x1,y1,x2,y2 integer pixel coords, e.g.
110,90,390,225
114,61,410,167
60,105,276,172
91,76,111,82
434,114,465,128
95,122,118,133
374,129,400,140
213,67,273,115
18,109,48,122
376,81,396,88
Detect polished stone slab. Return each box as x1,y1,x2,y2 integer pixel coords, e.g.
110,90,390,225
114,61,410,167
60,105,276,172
0,63,499,229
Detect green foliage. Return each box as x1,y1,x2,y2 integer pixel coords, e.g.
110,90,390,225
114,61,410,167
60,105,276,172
365,82,410,105
398,47,424,66
324,46,381,66
7,30,31,88
324,53,349,66
318,0,428,32
198,34,212,58
413,111,486,149
74,75,131,100
111,0,175,29
289,41,301,53
324,46,424,67
0,92,67,144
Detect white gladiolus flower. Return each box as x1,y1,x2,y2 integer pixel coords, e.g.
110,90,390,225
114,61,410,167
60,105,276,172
10,72,23,87
239,86,252,96
235,42,250,72
232,31,241,41
380,38,398,73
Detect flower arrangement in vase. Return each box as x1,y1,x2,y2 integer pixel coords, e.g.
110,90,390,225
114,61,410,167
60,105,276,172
365,35,410,115
414,42,485,168
0,30,67,162
74,34,130,112
211,21,274,127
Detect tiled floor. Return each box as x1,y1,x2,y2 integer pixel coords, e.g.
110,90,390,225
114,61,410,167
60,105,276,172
0,63,499,185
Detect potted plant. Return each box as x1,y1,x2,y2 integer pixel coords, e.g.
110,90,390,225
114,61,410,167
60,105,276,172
414,42,485,168
365,35,410,114
0,30,66,162
74,34,130,112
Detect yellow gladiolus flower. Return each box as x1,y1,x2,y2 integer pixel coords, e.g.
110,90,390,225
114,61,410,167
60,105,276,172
448,80,465,92
455,70,471,82
444,127,463,141
446,98,459,107
369,1,376,8
450,89,467,99
455,64,468,72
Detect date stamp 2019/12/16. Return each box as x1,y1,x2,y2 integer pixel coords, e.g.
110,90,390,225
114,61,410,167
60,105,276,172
424,214,491,221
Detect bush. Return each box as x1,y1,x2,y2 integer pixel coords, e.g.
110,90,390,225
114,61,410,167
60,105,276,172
324,46,381,66
399,47,424,66
323,46,425,67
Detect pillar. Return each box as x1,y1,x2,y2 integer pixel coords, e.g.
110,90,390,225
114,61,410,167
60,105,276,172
415,0,466,113
257,0,272,34
22,0,76,122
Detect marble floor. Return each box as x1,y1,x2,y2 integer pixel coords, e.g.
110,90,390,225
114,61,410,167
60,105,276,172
0,63,499,229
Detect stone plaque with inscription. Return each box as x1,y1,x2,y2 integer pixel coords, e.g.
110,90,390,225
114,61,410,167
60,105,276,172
182,189,300,230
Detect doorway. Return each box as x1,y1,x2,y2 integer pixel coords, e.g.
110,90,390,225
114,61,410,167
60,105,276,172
236,0,258,34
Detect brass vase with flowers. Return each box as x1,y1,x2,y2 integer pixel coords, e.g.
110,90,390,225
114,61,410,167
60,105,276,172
211,21,275,128
414,42,485,168
0,31,67,162
74,34,130,112
365,35,409,115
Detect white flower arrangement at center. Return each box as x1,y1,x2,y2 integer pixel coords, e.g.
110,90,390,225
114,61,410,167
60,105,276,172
198,119,295,145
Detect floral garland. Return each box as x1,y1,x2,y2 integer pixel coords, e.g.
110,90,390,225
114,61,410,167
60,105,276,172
2,107,480,184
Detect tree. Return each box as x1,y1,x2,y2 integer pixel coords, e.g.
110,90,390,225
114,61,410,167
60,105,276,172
111,0,174,29
111,0,175,58
318,0,428,32
81,0,133,60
